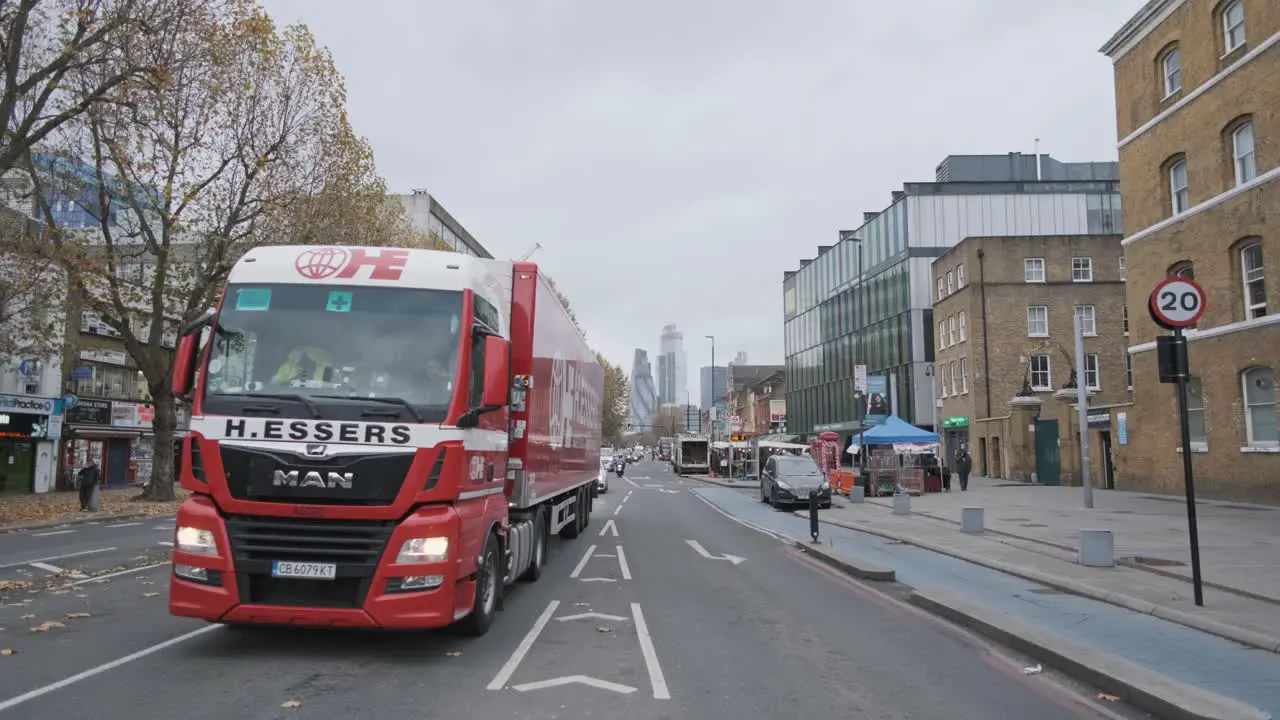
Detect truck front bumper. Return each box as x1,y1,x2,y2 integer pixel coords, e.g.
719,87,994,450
168,496,475,630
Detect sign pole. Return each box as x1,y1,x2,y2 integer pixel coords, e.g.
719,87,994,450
1149,277,1207,607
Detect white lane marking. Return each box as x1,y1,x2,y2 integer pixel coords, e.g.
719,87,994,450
616,545,632,580
598,519,619,537
612,503,624,517
656,489,680,494
0,625,219,713
569,544,596,579
107,522,143,528
27,562,87,579
154,526,173,531
486,600,559,691
70,562,168,586
690,491,792,543
685,539,746,565
623,490,634,501
578,578,616,583
157,541,173,547
512,675,637,694
595,553,616,558
32,530,74,537
0,547,116,571
623,476,640,488
555,611,628,623
631,476,650,480
631,603,671,700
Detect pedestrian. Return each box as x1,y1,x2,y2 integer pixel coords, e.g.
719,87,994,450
940,459,951,492
77,460,101,512
956,445,973,491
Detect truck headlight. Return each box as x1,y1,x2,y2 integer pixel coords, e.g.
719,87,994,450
397,536,449,563
175,526,218,556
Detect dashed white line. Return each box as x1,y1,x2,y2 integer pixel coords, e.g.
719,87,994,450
70,562,168,586
0,625,219,713
31,530,74,537
106,522,143,528
156,541,173,548
28,562,67,575
569,544,596,579
631,603,671,699
578,578,616,583
616,545,631,580
0,547,116,571
487,600,559,691
623,476,640,488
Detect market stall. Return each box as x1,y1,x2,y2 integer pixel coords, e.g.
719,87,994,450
846,416,941,496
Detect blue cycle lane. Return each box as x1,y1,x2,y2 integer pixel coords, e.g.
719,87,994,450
694,487,1280,717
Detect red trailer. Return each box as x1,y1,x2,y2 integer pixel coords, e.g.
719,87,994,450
167,245,601,634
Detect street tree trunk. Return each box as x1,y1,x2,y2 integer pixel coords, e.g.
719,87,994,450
143,390,177,501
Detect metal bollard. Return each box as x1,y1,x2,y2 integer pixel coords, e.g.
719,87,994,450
808,490,820,543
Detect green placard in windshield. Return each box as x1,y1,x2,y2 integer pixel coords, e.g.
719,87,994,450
326,290,353,312
235,288,272,311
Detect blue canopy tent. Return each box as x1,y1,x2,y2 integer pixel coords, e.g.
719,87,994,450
853,415,940,445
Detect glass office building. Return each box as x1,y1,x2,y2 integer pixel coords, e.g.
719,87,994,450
782,153,1121,438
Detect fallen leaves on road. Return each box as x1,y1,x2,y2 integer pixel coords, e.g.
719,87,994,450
0,487,190,529
595,626,613,633
445,651,462,657
30,621,65,632
280,700,302,709
1097,692,1121,703
0,580,32,592
0,649,15,656
64,613,91,619
19,614,33,620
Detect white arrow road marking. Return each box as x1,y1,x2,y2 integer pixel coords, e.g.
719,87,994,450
512,675,637,695
555,612,628,623
598,519,619,537
487,600,559,691
632,603,671,699
569,545,596,579
616,545,631,580
685,539,746,565
579,578,616,583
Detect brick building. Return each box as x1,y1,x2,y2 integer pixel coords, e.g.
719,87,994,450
932,235,1128,483
1101,0,1278,502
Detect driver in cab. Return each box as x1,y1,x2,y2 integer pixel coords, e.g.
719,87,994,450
273,346,334,387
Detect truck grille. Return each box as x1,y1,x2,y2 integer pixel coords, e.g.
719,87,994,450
219,446,421,506
225,516,395,609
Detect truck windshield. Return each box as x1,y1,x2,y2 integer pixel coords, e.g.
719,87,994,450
203,283,464,421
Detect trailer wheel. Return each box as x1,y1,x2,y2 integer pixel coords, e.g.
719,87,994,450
519,510,547,582
459,532,500,636
559,489,583,540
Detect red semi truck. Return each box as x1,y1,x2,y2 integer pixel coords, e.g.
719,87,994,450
167,245,602,634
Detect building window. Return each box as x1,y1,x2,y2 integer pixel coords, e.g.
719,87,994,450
959,358,969,394
1223,0,1246,53
1027,305,1049,337
938,320,947,349
940,364,949,397
1232,122,1256,185
950,360,959,396
1122,304,1129,335
1242,366,1277,446
946,270,954,295
1125,352,1133,389
1071,257,1093,282
958,311,967,342
1024,258,1045,283
1160,47,1182,97
1186,377,1207,447
1169,158,1189,214
1075,305,1097,336
1119,256,1126,280
1085,354,1100,390
956,264,966,288
1241,241,1266,319
936,277,945,301
949,316,957,345
1030,355,1052,391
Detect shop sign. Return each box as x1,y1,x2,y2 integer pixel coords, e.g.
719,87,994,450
1087,411,1111,429
79,348,127,366
0,393,55,415
0,411,53,439
67,398,113,426
768,399,786,423
942,416,968,428
111,401,155,429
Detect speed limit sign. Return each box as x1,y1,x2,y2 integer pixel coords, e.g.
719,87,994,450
1149,277,1206,329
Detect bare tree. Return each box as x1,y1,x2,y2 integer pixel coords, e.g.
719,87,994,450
651,405,685,438
0,207,64,363
37,1,389,500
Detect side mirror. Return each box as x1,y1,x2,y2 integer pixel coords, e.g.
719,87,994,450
481,335,510,408
172,334,199,396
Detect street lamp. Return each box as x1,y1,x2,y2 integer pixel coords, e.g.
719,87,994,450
705,335,715,440
925,362,938,433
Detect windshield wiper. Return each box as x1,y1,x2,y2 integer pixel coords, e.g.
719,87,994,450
231,392,321,418
312,394,425,423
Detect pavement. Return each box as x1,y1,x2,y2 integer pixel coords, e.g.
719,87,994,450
0,486,187,534
0,461,1145,719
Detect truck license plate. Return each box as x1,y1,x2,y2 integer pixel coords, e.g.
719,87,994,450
271,561,336,580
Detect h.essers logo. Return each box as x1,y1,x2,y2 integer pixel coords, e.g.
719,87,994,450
272,469,353,490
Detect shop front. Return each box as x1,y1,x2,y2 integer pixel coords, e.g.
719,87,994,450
941,416,970,468
60,398,184,489
0,393,62,495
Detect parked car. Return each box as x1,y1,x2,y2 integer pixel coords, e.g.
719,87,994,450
760,455,831,509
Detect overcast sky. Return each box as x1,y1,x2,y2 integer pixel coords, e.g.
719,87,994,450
260,0,1145,399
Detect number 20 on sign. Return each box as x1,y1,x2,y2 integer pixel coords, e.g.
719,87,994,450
1148,277,1206,330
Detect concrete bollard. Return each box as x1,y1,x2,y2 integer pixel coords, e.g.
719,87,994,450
847,487,864,504
1077,529,1115,567
960,506,984,534
892,492,911,515
86,484,102,513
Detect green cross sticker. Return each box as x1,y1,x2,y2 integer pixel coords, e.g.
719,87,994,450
326,291,353,312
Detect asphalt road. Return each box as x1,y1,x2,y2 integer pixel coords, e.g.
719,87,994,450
0,461,1137,719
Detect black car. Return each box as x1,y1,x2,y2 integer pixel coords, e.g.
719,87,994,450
760,455,832,509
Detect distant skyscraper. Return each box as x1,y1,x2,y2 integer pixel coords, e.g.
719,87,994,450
732,351,748,365
699,366,727,412
657,324,687,405
628,349,657,430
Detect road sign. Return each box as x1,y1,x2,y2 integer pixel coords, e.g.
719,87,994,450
1149,277,1206,329
728,415,740,426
